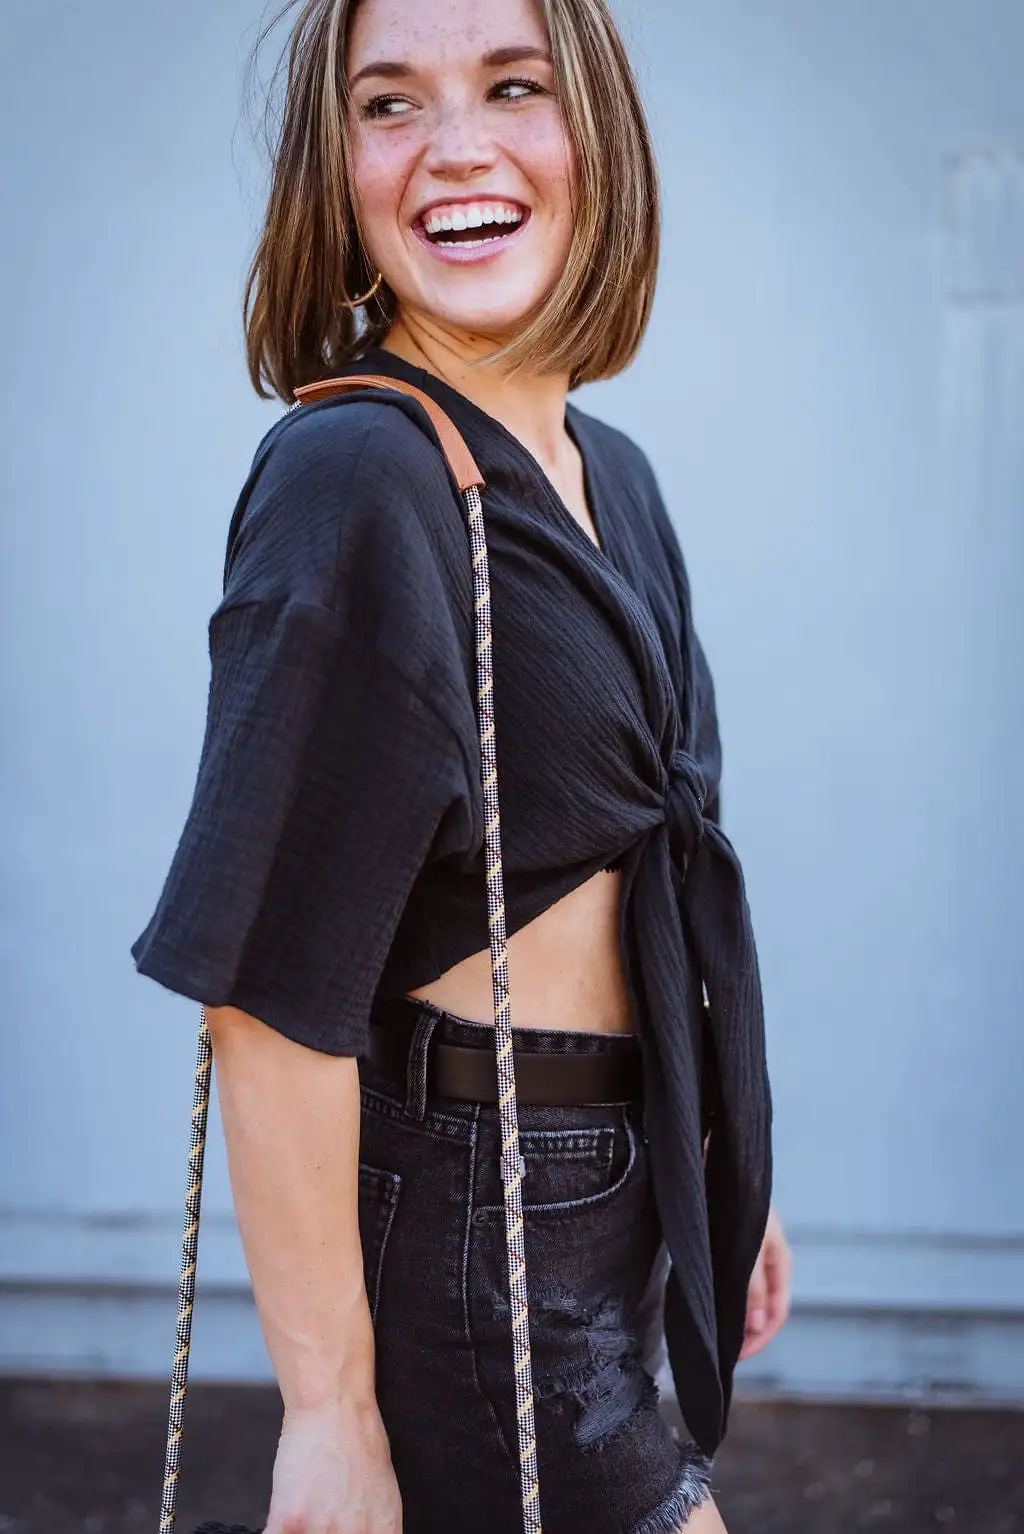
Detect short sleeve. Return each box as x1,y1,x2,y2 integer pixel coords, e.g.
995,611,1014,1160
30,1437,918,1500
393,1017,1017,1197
131,403,475,1055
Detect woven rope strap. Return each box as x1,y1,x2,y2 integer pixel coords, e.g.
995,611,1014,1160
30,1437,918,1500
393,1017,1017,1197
159,1014,212,1533
159,386,542,1532
463,480,542,1530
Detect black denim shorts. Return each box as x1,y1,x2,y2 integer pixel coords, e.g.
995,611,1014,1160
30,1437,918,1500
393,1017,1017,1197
359,996,714,1533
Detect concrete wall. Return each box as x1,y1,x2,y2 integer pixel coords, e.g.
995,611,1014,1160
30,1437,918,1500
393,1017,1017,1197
1,0,1022,1405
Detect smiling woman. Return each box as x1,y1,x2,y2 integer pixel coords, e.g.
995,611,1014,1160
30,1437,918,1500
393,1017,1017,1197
244,0,660,397
133,0,782,1530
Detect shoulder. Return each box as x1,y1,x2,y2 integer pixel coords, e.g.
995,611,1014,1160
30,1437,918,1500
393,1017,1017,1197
568,402,687,577
222,394,459,612
567,402,657,489
250,393,451,496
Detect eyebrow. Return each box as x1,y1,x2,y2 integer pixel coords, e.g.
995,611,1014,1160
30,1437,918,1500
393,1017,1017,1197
348,44,552,90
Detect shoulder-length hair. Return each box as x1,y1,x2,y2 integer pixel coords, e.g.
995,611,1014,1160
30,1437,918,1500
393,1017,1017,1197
244,0,661,400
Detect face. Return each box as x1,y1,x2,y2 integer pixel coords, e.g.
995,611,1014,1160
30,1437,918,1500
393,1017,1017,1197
346,0,576,342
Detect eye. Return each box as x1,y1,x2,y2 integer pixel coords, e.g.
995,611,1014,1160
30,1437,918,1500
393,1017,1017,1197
360,93,415,121
490,76,547,103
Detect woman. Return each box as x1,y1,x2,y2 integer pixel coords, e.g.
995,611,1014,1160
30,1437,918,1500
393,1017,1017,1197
133,0,791,1529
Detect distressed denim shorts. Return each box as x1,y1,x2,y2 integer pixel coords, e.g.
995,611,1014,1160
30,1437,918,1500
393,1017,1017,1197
359,996,714,1533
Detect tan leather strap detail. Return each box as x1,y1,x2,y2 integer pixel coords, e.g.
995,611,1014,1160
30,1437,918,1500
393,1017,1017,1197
293,373,485,493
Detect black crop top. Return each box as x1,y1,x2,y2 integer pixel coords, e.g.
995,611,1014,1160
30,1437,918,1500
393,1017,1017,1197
131,344,772,1457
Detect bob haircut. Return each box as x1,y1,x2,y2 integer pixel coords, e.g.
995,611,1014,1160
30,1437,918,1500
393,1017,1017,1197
244,0,661,400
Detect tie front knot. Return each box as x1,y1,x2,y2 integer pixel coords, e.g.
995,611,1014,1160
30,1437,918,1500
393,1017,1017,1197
666,749,707,871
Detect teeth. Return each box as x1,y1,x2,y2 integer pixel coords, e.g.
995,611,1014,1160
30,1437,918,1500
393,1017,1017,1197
423,202,524,236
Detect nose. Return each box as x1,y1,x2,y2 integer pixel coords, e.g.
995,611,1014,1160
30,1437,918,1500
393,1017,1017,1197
422,96,498,183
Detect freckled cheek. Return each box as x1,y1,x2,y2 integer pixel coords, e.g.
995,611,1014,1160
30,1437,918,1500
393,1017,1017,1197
505,121,576,227
349,138,418,256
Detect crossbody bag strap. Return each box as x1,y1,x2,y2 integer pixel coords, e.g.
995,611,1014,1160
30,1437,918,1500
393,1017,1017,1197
159,376,543,1534
293,373,484,492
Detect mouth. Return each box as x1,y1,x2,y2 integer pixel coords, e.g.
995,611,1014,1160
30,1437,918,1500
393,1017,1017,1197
412,198,531,263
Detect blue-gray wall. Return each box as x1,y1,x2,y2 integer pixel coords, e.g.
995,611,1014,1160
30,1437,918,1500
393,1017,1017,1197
1,0,1022,1405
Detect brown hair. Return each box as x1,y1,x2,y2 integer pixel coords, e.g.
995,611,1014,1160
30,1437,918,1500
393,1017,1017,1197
244,0,661,400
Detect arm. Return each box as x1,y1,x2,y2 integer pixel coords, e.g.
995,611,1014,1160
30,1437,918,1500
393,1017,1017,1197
208,1004,402,1532
134,411,473,1528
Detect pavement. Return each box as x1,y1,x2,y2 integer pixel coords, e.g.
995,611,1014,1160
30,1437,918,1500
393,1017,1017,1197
1,1378,1022,1532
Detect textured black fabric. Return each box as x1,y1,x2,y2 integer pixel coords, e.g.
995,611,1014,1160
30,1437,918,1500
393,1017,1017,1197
131,344,772,1456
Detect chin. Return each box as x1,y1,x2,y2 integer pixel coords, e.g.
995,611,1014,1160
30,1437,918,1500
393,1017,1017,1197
420,288,554,341
397,255,554,331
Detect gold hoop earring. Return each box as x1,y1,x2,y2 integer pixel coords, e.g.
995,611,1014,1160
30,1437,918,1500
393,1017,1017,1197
342,270,384,309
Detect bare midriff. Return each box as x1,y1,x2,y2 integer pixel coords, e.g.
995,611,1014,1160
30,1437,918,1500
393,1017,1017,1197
407,867,634,1034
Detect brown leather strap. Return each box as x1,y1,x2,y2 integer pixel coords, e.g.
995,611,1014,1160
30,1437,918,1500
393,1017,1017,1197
293,373,485,493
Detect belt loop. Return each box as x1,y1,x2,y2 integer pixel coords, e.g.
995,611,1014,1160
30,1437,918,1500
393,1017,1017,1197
405,1006,440,1122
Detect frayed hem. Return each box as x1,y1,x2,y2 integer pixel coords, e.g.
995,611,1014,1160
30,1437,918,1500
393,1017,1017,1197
631,1445,715,1533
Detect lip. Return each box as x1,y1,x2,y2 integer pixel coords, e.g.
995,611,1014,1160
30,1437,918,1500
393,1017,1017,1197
411,201,532,266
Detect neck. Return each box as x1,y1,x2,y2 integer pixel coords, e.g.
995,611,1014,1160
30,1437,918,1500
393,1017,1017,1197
381,312,573,475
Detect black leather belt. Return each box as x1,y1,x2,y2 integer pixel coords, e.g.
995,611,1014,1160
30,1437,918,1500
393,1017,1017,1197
366,1019,642,1107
